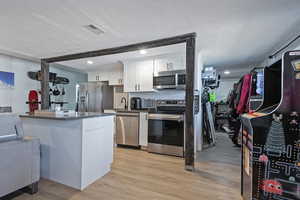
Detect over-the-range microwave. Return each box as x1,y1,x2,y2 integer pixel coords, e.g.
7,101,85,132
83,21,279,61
153,70,186,90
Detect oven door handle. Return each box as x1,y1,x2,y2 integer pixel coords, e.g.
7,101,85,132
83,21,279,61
116,112,139,117
148,115,184,122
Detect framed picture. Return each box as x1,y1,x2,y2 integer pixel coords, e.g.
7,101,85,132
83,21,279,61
0,71,14,88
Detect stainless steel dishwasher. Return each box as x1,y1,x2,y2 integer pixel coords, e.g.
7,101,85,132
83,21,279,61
116,112,139,147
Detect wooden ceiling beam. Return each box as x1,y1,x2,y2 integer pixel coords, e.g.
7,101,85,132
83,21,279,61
43,33,196,63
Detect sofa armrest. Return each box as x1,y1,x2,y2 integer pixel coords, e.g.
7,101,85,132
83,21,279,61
0,138,40,197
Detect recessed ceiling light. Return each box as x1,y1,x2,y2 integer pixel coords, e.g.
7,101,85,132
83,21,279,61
87,60,93,65
139,49,147,55
224,70,230,75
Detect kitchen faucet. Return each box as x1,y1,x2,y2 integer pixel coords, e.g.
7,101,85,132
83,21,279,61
121,97,127,110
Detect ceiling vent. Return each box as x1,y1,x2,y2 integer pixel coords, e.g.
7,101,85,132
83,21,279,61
84,24,105,35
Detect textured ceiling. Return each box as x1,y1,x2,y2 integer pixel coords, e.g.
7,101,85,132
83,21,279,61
0,0,299,69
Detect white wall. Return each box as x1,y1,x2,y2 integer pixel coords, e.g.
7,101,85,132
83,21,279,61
0,54,40,114
215,78,238,102
50,64,87,110
195,52,203,152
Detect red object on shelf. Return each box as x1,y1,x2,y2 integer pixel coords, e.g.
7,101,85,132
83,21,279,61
28,90,39,113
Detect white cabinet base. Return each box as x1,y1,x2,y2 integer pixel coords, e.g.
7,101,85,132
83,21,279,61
21,116,114,191
139,112,148,147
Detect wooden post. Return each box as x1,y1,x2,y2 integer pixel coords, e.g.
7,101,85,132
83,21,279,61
185,37,196,171
41,33,197,170
40,60,50,110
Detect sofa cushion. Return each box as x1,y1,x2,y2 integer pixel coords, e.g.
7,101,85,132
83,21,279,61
0,138,40,197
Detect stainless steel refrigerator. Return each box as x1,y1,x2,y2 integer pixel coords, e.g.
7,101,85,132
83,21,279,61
76,82,113,112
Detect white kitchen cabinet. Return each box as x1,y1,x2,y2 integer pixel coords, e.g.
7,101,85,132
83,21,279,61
21,115,114,190
88,71,108,82
136,60,154,92
123,59,154,92
139,112,148,147
106,64,124,85
109,71,123,85
123,61,138,92
87,64,123,86
154,54,186,74
88,72,101,82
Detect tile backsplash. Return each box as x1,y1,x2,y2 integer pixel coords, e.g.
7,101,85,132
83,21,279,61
129,90,185,100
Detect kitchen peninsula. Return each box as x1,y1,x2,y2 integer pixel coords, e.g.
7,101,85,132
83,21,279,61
20,112,115,190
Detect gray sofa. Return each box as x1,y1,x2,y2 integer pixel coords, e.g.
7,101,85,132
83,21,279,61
0,113,40,198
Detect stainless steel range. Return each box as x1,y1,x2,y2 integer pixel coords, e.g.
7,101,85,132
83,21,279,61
148,100,185,157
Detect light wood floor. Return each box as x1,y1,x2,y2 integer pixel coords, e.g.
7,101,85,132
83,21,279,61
12,136,241,200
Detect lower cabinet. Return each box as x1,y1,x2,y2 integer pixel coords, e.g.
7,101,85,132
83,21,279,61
82,116,114,188
139,112,148,147
21,116,114,190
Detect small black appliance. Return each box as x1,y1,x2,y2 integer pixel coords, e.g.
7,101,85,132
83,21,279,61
131,97,142,110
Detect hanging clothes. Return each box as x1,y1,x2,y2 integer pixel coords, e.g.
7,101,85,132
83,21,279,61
236,74,252,114
227,82,237,110
234,77,244,109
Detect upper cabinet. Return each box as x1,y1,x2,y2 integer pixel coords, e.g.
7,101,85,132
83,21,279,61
88,72,102,82
123,59,154,92
154,54,186,74
87,53,184,91
88,62,123,85
123,61,137,92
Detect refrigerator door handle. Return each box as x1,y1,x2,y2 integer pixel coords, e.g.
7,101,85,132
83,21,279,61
86,91,89,112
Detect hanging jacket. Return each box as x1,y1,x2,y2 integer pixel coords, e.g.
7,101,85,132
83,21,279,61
237,74,252,114
227,83,238,109
234,77,244,109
